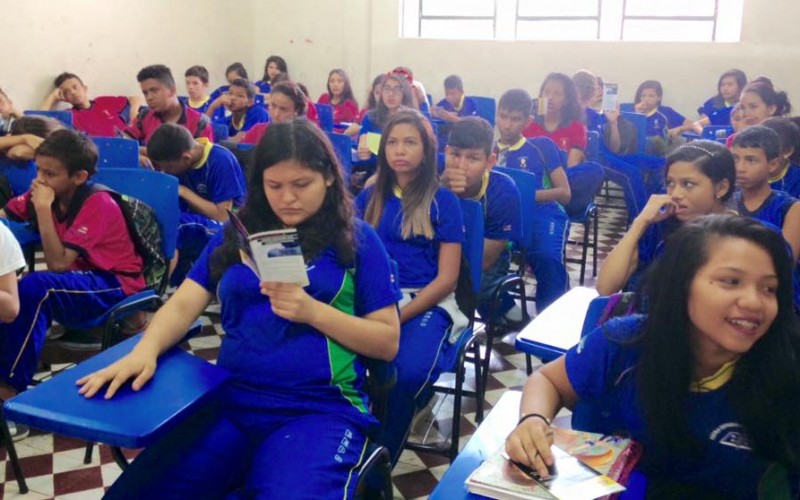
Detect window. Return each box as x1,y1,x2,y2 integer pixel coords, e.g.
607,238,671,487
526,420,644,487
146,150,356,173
400,0,744,42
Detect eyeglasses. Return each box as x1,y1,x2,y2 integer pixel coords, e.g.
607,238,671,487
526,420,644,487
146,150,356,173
383,86,403,95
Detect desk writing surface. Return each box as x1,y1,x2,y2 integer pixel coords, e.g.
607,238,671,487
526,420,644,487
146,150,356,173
516,287,598,353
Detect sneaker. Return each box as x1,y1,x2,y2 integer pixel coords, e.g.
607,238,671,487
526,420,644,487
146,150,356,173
6,422,29,442
409,393,440,438
53,329,102,351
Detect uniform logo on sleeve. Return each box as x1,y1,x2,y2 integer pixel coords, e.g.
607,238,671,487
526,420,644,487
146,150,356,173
196,183,208,195
76,225,89,235
559,138,569,150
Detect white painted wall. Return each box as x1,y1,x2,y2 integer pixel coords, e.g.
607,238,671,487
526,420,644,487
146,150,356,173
3,0,799,120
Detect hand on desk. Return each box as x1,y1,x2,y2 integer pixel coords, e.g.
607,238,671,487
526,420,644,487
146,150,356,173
504,417,556,479
76,344,159,400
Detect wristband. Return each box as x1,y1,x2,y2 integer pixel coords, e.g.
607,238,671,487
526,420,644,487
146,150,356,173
517,413,551,427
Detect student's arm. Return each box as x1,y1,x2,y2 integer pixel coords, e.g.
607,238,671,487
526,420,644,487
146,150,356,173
595,194,675,295
40,88,63,110
0,134,43,154
77,279,213,399
178,186,232,223
535,167,571,205
399,242,461,324
604,110,622,153
483,239,507,272
668,118,697,138
205,95,230,118
782,203,800,261
0,271,20,323
566,148,585,167
30,181,80,272
357,133,372,161
504,356,578,477
127,95,144,121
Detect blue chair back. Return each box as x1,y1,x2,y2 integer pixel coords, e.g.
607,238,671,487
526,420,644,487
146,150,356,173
93,168,180,261
619,102,635,113
254,94,266,107
92,137,139,169
564,162,605,219
212,122,229,141
459,199,485,295
586,131,600,162
325,131,353,182
470,96,497,127
494,167,537,249
620,111,647,154
317,103,334,132
24,110,73,128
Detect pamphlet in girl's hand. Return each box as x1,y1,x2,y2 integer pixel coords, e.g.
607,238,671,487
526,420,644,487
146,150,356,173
228,210,310,287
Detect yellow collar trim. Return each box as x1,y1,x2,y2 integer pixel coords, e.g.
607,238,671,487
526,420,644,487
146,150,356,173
497,137,527,152
188,96,210,108
645,108,659,118
690,359,737,393
468,171,490,201
453,94,465,112
193,138,213,169
392,184,404,199
769,162,791,183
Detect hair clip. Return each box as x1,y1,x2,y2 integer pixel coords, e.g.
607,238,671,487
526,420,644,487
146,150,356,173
681,143,715,156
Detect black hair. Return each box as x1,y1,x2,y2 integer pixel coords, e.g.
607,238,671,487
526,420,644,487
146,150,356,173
209,119,354,283
448,117,494,157
229,78,256,100
497,88,532,118
367,74,415,130
733,125,782,161
539,72,585,125
36,129,98,177
54,72,83,88
225,62,249,80
365,74,387,111
713,69,748,107
638,214,800,468
634,80,663,105
136,64,176,89
184,65,209,84
146,123,194,162
10,116,64,138
326,69,357,106
741,81,792,117
761,117,800,164
263,56,288,84
444,75,464,92
270,81,306,116
665,140,736,202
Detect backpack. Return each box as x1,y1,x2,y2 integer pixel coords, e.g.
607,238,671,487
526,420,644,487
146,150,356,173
94,185,167,292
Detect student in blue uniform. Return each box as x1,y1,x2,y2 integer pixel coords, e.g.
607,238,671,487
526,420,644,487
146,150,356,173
206,78,268,141
182,65,212,115
507,214,800,498
355,109,465,465
597,140,735,295
255,55,288,94
146,123,247,285
440,117,522,322
356,73,416,161
209,62,249,104
762,117,800,198
432,74,478,122
730,126,800,261
78,119,401,499
494,89,571,312
697,69,747,127
634,80,694,138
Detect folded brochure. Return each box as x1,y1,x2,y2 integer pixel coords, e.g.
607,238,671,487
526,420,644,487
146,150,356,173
466,427,641,499
228,209,310,286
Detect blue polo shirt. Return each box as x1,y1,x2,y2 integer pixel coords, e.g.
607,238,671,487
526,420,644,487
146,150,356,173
436,96,478,118
657,105,686,129
495,136,562,192
254,81,271,94
771,164,800,199
727,190,798,230
225,104,269,136
179,139,246,214
644,110,670,138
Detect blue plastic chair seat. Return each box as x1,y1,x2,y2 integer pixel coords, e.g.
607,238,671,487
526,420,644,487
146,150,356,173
69,290,159,330
4,334,230,448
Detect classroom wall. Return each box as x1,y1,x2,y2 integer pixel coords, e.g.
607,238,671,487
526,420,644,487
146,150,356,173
0,0,254,110
3,0,799,120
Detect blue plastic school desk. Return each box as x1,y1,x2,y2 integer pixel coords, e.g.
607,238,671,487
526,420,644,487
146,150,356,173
3,333,230,449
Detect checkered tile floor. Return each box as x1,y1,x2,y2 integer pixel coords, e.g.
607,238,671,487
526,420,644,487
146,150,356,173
0,191,628,499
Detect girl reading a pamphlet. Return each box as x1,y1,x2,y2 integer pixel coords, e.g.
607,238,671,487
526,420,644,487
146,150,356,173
77,119,402,499
355,109,466,466
506,215,800,498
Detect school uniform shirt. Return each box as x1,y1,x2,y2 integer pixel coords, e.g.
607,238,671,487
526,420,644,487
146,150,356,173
317,94,359,124
224,104,269,137
254,81,271,94
358,113,382,138
568,315,774,499
698,97,734,126
4,187,145,295
522,118,588,153
727,190,798,229
178,138,246,213
644,109,670,138
70,96,130,137
770,164,800,199
354,186,464,289
186,219,401,428
0,223,25,277
479,170,521,243
240,122,268,146
179,95,212,115
435,95,478,118
124,101,213,145
495,136,562,193
656,105,686,130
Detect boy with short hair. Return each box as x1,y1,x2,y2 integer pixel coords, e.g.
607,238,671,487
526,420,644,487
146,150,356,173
432,75,478,123
440,117,522,322
730,125,800,260
125,65,213,146
182,65,212,115
494,89,571,312
40,72,143,137
206,78,268,142
0,129,145,397
146,123,246,284
0,88,22,137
